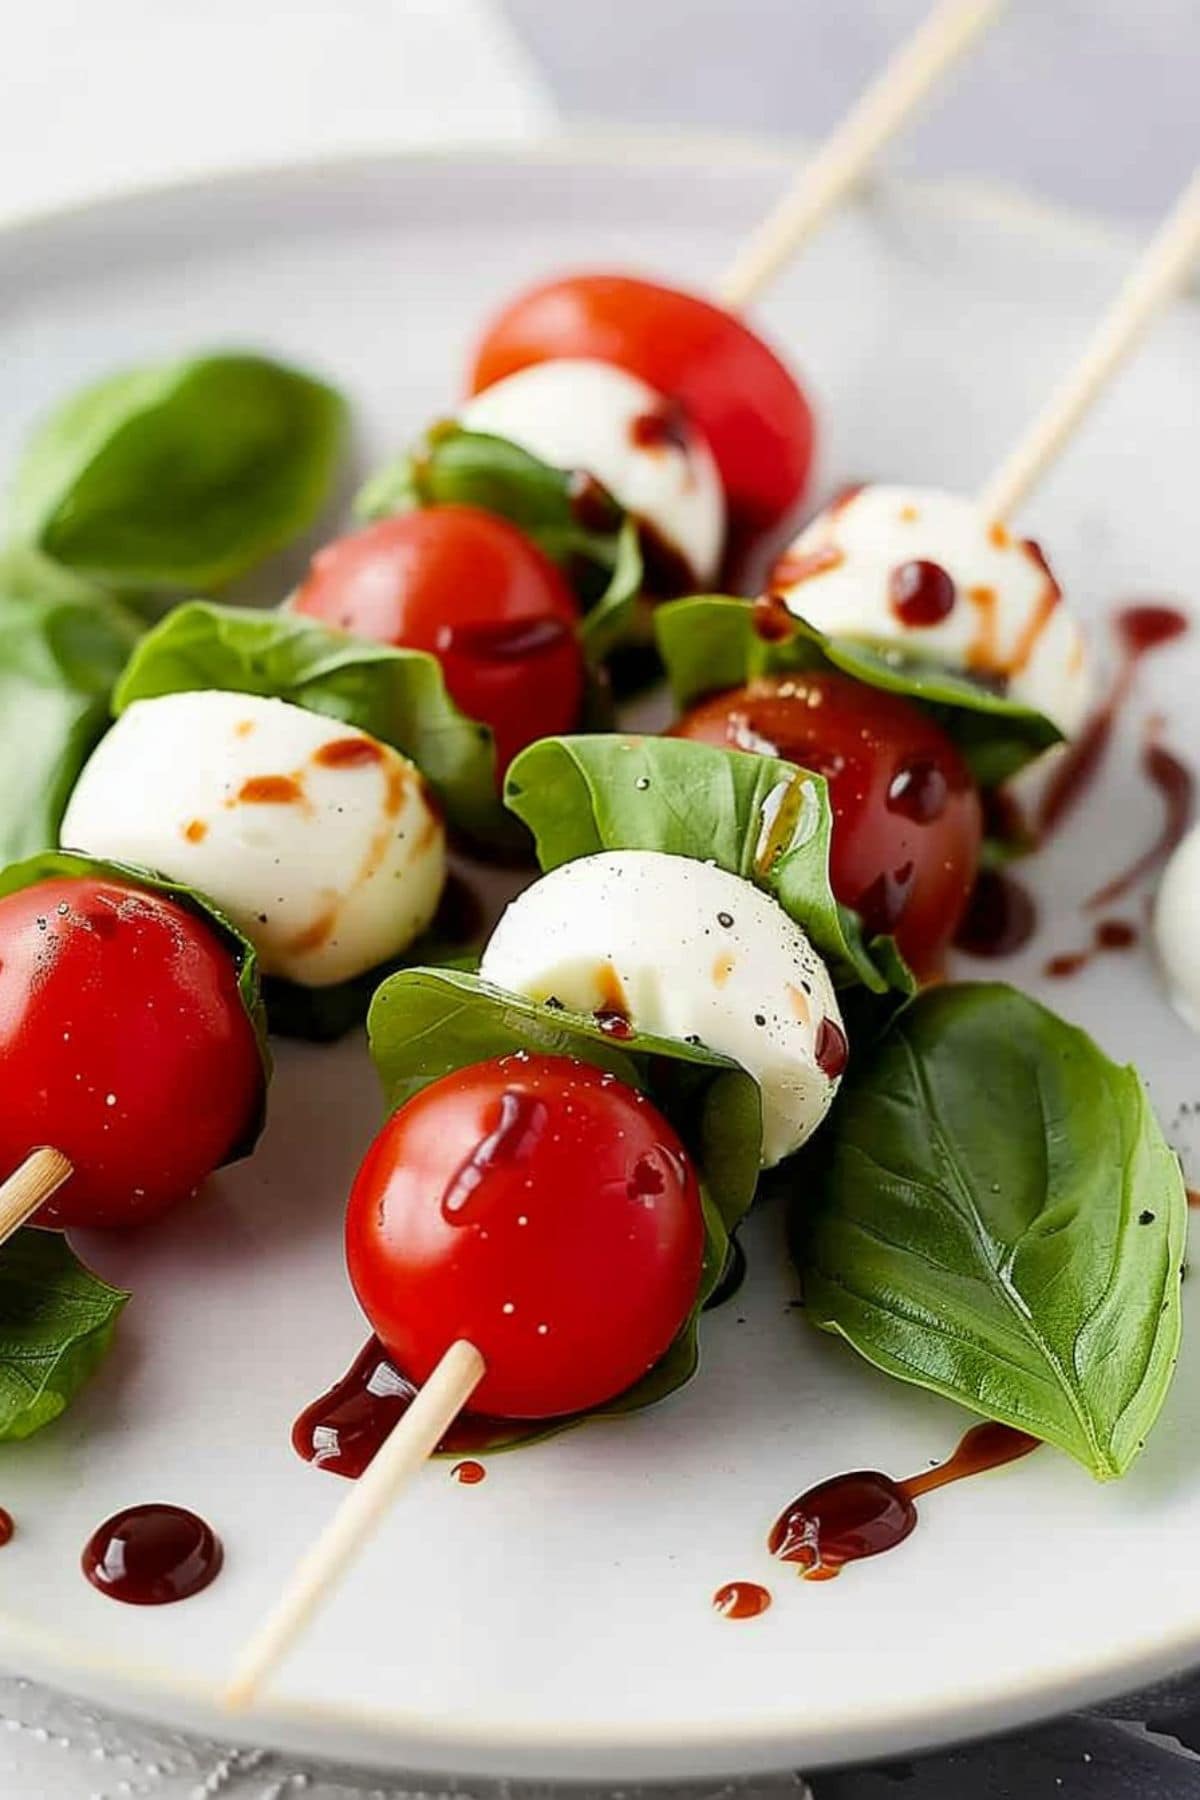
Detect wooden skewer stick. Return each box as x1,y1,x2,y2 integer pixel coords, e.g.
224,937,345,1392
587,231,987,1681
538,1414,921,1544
0,1148,73,1247
716,0,1005,311
224,1337,486,1711
979,167,1200,523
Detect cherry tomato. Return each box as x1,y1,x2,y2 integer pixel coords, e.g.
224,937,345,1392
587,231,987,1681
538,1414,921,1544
292,506,585,780
468,273,815,545
345,1054,704,1418
0,877,264,1229
673,672,982,978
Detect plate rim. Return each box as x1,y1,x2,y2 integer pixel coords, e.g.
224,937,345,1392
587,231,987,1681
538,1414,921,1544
1,133,1197,1779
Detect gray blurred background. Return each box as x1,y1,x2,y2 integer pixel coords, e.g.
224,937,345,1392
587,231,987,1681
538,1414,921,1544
506,0,1197,221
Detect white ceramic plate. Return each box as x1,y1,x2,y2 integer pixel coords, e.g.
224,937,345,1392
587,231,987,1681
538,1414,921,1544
1,141,1199,1784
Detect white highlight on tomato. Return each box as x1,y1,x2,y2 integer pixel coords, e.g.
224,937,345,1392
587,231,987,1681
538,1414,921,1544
461,357,726,587
479,848,843,1167
61,691,445,987
773,484,1090,739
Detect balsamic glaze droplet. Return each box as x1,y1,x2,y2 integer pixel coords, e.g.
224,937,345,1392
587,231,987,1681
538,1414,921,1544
82,1505,222,1605
1038,602,1189,841
770,1471,917,1577
438,616,573,664
814,1017,849,1080
954,869,1037,959
751,594,796,643
886,758,949,824
294,1336,515,1471
451,1459,487,1485
441,1090,548,1221
595,1009,635,1040
629,398,692,454
769,1422,1038,1582
292,1337,419,1479
889,560,956,626
712,1580,772,1619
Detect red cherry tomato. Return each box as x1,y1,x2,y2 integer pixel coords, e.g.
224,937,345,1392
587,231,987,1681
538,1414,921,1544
468,273,815,546
292,506,585,780
345,1054,704,1418
0,877,264,1229
673,672,982,978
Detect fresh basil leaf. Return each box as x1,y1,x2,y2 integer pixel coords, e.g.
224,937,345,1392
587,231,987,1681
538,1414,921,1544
796,982,1185,1479
0,849,270,1148
504,733,913,999
356,425,642,663
0,1230,129,1442
113,601,509,847
0,575,142,863
9,353,347,593
655,596,1062,790
366,965,761,1448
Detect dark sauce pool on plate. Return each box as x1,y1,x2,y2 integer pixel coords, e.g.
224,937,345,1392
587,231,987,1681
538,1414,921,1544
82,1504,222,1605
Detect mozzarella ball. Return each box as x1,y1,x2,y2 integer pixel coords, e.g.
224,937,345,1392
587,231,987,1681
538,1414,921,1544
771,485,1090,739
1154,825,1200,1032
461,358,725,588
61,692,445,987
479,849,844,1166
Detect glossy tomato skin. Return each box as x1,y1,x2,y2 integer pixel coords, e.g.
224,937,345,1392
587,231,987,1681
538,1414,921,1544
468,274,815,544
674,672,983,978
345,1054,704,1418
291,506,585,779
0,877,264,1228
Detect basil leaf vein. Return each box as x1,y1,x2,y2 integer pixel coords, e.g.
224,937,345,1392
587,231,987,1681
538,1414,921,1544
795,982,1185,1478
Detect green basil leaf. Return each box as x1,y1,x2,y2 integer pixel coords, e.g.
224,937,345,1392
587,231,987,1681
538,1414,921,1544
9,353,347,592
504,733,913,999
0,1230,129,1442
655,596,1062,790
0,848,270,1150
356,425,642,663
796,982,1186,1479
367,965,761,1449
0,570,142,863
113,601,508,847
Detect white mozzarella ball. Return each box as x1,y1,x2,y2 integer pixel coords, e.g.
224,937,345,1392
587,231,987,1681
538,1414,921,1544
479,849,844,1167
772,485,1090,739
461,357,726,587
60,691,445,987
1154,825,1200,1032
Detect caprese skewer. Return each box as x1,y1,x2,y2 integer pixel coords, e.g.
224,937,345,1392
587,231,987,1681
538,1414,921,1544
768,168,1200,765
282,0,1002,780
227,1050,709,1706
665,168,1200,975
